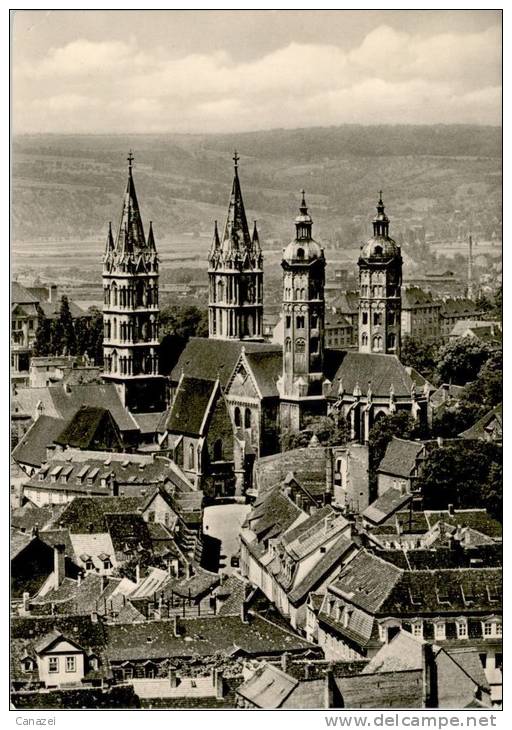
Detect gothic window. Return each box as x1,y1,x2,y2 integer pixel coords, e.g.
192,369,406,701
113,318,117,340
244,408,252,429
389,311,396,325
217,280,224,302
301,288,306,299
136,281,144,307
295,338,306,353
234,407,241,427
285,337,292,353
373,335,383,352
362,312,368,325
296,316,305,329
362,333,368,346
285,315,291,329
188,444,195,470
112,282,118,306
295,288,300,299
213,439,223,461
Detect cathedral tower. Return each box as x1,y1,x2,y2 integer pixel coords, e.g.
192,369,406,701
208,153,263,341
102,153,166,412
358,193,402,356
279,192,326,434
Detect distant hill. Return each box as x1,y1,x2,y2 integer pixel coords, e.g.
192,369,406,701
12,124,502,248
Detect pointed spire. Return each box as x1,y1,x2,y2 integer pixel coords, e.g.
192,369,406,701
252,220,260,247
116,151,146,253
373,190,390,237
147,221,156,252
220,152,252,251
295,189,313,241
105,221,115,256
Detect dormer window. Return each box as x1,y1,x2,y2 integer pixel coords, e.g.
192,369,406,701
456,619,468,638
296,247,304,259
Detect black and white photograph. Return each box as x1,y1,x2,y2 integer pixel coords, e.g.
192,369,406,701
10,8,502,714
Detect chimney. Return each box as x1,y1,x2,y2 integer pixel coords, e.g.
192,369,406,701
172,614,180,638
324,665,335,708
53,543,66,589
168,666,179,689
31,523,39,538
135,564,141,585
77,572,82,586
421,643,437,707
22,592,30,614
280,652,289,673
213,668,224,699
100,574,107,593
91,610,98,623
240,599,249,624
437,436,444,448
48,284,58,303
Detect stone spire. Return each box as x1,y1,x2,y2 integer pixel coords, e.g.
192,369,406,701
116,151,146,253
105,221,115,256
221,151,252,251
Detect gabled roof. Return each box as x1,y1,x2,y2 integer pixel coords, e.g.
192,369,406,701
245,486,304,543
11,529,35,560
165,376,218,436
288,534,355,605
12,281,38,305
330,549,404,614
39,299,87,320
243,350,283,398
48,493,159,533
237,663,298,708
54,405,123,449
362,630,425,674
11,502,66,534
378,437,425,478
12,415,68,467
460,403,502,441
363,488,412,525
330,352,424,398
401,287,438,309
170,337,280,387
70,533,117,571
255,446,328,498
48,383,139,433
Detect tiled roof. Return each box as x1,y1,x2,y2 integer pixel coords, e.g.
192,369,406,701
105,614,316,661
70,533,117,571
12,415,68,467
50,495,150,533
378,437,424,478
244,351,283,398
370,509,430,536
430,383,465,408
39,299,87,320
255,446,328,497
460,403,502,441
11,529,34,560
237,663,298,708
440,299,480,317
245,487,304,542
48,383,139,433
54,405,122,449
105,512,153,557
363,489,412,525
330,352,423,398
11,387,61,420
329,549,403,613
12,282,39,304
288,534,355,605
401,287,438,309
132,412,164,434
166,376,217,436
215,575,249,616
170,337,280,388
283,506,349,559
11,502,66,534
331,291,359,314
362,630,424,673
424,509,502,539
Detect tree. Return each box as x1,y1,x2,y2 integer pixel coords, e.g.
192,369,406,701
281,414,349,452
464,349,502,409
58,295,77,355
482,462,502,522
368,411,421,494
418,440,501,515
400,336,438,380
435,336,492,386
160,304,208,339
33,305,52,356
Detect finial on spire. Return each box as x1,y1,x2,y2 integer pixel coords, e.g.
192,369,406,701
233,150,240,170
127,150,134,173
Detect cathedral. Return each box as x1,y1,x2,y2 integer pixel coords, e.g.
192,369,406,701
102,153,428,496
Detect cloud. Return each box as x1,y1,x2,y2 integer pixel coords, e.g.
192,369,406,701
13,23,501,133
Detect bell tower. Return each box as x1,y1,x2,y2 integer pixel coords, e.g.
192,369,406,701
208,152,263,341
358,193,402,356
279,192,326,435
102,152,166,412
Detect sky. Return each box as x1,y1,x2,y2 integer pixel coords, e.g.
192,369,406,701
11,10,502,135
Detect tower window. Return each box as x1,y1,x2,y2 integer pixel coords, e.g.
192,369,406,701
296,316,305,329
244,409,251,429
296,248,304,259
213,439,223,461
285,337,292,353
311,337,319,354
373,335,383,352
373,312,382,326
388,333,396,350
285,315,291,329
296,338,306,353
362,333,368,346
362,312,368,325
234,407,241,427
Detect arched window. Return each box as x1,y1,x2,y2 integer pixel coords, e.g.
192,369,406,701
217,280,224,302
373,335,383,352
296,338,306,353
244,408,251,429
112,282,118,306
188,443,195,470
362,333,368,346
388,333,396,350
213,439,223,461
295,288,300,299
234,406,241,427
113,318,117,339
301,288,306,300
285,337,292,353
311,337,319,354
112,351,118,372
296,247,304,259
